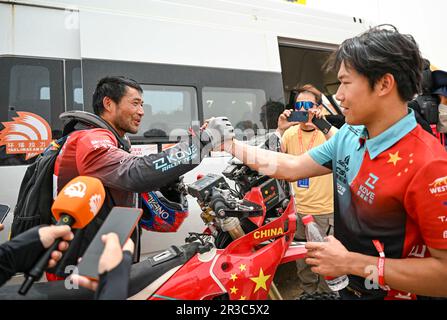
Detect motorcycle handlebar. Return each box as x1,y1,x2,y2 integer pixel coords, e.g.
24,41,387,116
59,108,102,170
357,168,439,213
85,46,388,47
209,193,228,218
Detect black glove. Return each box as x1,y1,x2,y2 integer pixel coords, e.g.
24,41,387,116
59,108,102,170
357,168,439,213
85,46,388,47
95,251,132,300
0,226,45,286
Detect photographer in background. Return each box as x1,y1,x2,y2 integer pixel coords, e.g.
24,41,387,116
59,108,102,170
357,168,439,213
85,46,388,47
278,85,337,297
287,88,346,130
407,59,439,135
259,100,286,152
432,70,447,134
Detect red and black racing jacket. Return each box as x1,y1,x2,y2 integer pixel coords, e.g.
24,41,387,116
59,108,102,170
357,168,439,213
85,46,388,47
48,113,201,278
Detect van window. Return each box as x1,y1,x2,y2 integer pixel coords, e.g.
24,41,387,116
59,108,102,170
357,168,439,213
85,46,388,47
131,85,198,138
9,65,52,124
202,87,266,133
0,57,64,166
74,88,83,104
40,87,50,100
64,61,83,111
72,67,83,106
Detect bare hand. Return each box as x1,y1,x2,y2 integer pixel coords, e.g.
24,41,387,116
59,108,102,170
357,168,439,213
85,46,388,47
277,109,300,134
201,118,212,131
305,235,350,277
0,224,3,232
38,225,74,269
308,105,325,120
98,233,134,274
69,234,134,292
70,273,99,292
305,105,325,130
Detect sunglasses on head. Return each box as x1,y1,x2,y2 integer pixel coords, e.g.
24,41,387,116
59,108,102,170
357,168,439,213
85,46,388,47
294,101,317,110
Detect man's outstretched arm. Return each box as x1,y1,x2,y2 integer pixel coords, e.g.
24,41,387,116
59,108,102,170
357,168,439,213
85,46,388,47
227,139,332,182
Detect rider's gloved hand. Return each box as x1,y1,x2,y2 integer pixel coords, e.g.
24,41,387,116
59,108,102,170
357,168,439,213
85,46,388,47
201,117,235,152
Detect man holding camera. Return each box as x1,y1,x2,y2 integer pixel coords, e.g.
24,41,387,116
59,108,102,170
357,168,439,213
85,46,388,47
433,70,447,133
276,85,337,296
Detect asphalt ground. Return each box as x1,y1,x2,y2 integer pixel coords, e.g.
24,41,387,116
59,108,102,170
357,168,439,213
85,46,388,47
273,261,303,300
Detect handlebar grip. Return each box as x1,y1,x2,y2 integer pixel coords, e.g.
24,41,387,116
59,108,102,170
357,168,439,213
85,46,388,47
209,195,228,217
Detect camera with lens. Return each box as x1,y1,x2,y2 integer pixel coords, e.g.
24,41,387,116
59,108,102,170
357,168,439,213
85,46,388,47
405,59,444,136
413,95,440,125
411,60,440,125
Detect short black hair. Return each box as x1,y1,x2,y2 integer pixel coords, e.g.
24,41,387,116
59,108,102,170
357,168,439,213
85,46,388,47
92,76,143,115
296,84,323,105
260,100,285,129
327,24,423,102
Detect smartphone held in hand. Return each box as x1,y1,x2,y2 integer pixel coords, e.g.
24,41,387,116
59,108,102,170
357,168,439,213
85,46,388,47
77,207,142,280
311,116,333,134
0,204,10,224
287,111,308,122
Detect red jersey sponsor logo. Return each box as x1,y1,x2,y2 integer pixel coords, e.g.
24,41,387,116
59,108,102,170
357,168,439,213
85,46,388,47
428,176,447,196
408,245,427,258
90,138,115,150
357,173,379,205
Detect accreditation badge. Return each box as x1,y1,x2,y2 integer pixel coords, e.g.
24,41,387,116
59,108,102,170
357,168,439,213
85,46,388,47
297,178,310,188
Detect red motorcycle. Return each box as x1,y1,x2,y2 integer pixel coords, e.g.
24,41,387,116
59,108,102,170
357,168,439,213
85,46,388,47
0,139,306,301
133,156,307,300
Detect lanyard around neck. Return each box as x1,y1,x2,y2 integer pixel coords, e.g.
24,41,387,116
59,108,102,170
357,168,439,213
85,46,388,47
298,128,318,154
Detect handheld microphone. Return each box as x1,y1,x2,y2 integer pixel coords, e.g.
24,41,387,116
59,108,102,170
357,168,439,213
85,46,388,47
19,176,105,295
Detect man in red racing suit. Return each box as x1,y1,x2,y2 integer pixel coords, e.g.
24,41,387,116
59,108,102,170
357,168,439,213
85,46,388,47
47,76,234,279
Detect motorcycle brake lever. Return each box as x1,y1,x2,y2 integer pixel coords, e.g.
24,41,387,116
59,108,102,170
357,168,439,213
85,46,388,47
198,242,214,254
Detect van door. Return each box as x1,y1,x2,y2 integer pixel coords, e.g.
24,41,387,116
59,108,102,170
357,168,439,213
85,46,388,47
0,57,65,243
278,39,340,110
0,2,82,244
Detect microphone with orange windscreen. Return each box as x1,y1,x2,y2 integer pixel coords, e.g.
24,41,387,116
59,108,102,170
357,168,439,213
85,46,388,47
19,176,105,295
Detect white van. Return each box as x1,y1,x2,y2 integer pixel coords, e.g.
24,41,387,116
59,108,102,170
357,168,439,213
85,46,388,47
0,0,368,254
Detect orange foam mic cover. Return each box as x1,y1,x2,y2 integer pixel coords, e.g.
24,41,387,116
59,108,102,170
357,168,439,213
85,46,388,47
51,176,106,229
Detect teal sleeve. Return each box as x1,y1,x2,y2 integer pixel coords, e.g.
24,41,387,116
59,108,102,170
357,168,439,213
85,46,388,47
308,130,339,169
